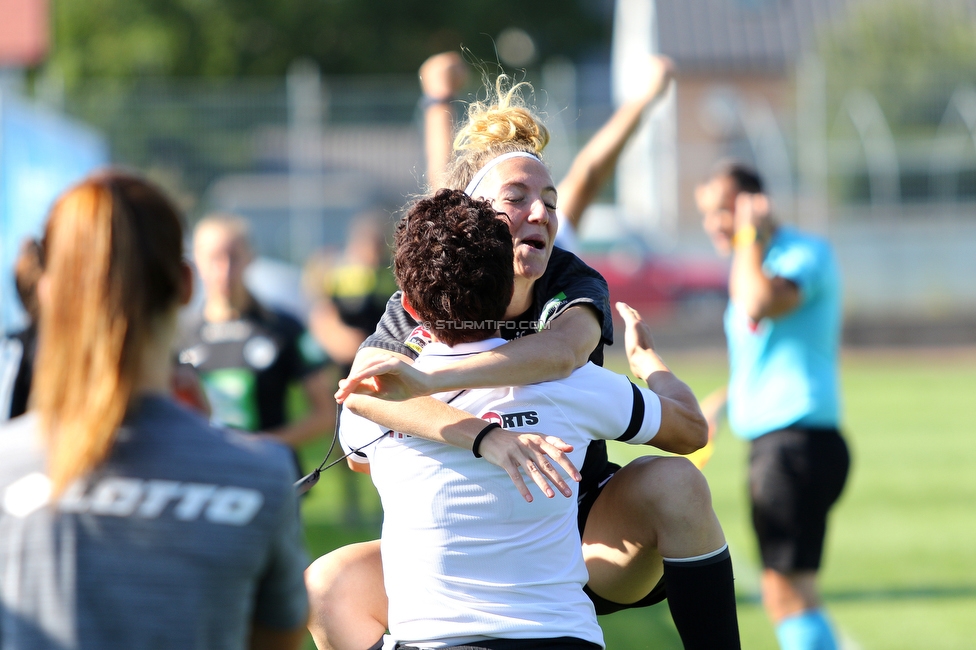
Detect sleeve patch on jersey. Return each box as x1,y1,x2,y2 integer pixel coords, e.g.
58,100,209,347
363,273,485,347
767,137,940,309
617,381,646,442
404,325,432,355
537,292,568,331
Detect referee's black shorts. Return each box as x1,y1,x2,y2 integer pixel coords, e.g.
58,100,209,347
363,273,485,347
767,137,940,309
749,425,850,573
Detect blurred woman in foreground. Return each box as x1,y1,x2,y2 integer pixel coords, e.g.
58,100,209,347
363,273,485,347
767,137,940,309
0,171,308,650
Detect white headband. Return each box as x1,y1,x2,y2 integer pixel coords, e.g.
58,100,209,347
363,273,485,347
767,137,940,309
463,151,541,196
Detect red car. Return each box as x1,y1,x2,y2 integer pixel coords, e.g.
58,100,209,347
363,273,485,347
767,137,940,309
579,241,729,322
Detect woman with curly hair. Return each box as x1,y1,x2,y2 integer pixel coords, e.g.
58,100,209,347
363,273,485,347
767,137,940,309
306,77,739,650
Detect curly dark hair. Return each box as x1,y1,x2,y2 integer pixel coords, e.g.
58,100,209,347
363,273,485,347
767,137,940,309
394,189,514,346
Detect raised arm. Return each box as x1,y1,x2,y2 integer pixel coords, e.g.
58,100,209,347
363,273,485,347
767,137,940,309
615,302,707,454
307,297,366,367
556,56,674,230
729,193,801,321
419,52,468,190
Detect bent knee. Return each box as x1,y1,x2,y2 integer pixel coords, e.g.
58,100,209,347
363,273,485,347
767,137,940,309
305,553,341,597
305,541,382,605
628,456,714,515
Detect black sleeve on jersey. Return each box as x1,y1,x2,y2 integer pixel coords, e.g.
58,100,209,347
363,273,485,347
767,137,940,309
360,291,422,360
539,248,614,346
616,381,646,442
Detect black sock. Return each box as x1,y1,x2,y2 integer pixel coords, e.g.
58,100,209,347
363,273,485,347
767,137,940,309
663,545,741,650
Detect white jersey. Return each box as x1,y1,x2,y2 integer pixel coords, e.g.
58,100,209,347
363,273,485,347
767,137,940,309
341,338,663,649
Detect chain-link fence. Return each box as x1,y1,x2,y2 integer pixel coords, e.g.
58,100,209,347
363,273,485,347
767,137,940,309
43,62,976,341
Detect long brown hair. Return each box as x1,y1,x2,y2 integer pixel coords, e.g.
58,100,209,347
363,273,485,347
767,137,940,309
34,171,185,495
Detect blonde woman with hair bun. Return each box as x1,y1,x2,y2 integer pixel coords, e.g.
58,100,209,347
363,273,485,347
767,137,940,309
306,64,740,650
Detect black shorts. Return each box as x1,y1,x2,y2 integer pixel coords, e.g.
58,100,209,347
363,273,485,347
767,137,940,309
395,638,600,650
749,425,850,573
576,444,668,614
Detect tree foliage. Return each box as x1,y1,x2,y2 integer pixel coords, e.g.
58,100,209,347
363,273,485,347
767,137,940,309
49,0,611,83
820,0,976,132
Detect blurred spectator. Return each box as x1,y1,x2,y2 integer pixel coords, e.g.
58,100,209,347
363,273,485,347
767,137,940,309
303,212,395,525
0,171,308,649
305,213,397,378
0,239,43,421
176,214,336,465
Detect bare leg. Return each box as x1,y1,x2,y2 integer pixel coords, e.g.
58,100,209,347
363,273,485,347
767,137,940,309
765,570,840,649
582,456,725,602
762,569,821,622
305,540,387,650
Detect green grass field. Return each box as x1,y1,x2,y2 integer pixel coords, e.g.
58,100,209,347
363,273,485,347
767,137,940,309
298,347,976,649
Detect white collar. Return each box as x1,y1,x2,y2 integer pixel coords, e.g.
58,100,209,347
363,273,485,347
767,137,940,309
418,337,508,359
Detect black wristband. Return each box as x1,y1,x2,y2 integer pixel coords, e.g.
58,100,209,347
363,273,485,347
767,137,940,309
420,95,454,110
472,422,502,458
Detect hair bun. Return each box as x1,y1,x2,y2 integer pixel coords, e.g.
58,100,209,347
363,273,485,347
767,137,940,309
454,75,549,154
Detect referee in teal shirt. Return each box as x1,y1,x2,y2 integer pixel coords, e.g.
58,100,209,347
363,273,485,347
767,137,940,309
696,163,850,650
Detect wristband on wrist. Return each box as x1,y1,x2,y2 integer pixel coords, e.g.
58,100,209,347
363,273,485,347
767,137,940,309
472,422,502,458
732,224,760,248
420,95,454,110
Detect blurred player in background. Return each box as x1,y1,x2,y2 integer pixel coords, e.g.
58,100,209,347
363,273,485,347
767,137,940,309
304,211,397,523
306,212,397,379
419,51,675,252
696,163,850,650
177,215,335,467
0,171,308,649
0,239,43,420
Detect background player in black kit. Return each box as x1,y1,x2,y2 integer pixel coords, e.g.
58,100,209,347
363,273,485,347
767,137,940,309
0,239,43,421
177,214,336,459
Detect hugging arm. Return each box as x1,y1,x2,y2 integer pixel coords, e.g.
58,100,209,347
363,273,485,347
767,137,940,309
344,390,579,503
337,306,602,501
341,349,581,503
336,305,601,401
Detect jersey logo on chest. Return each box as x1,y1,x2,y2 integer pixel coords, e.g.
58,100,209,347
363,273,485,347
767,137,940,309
243,335,279,369
481,410,540,428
